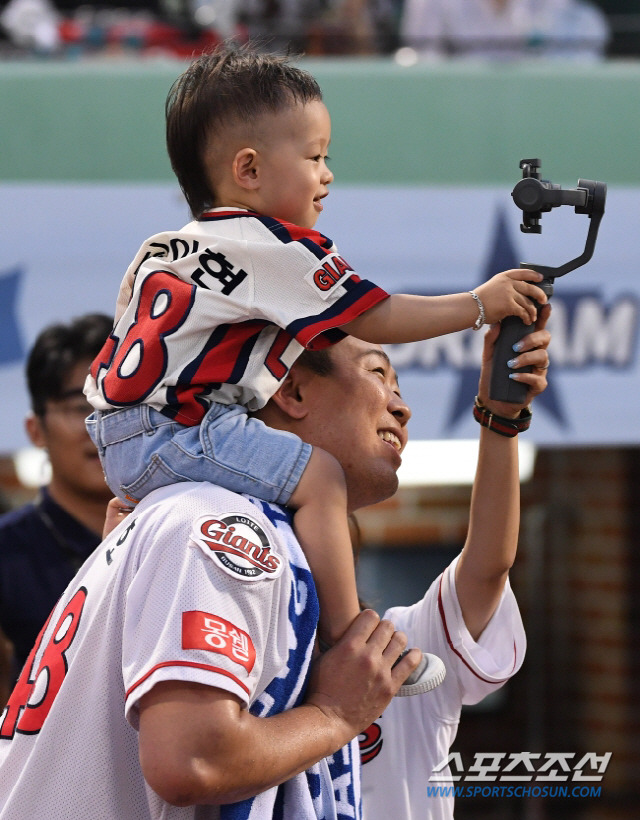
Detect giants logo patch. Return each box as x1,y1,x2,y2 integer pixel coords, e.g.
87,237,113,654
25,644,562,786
305,254,354,298
182,611,256,672
359,721,383,764
191,513,283,581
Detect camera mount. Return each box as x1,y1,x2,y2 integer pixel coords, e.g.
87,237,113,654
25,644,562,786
490,158,606,403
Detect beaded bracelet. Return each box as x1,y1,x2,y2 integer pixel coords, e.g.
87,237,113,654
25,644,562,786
473,396,532,438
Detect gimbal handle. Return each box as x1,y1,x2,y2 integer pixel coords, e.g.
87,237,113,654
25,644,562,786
489,160,606,404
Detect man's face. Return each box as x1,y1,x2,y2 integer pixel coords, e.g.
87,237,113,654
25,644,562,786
29,360,111,502
298,338,411,511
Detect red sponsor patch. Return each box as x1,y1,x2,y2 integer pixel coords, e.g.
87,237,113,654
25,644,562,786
182,611,256,673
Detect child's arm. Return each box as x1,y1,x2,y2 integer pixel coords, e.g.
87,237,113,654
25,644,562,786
340,269,546,344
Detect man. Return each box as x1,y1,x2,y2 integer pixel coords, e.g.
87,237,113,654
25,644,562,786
0,313,550,818
0,314,114,698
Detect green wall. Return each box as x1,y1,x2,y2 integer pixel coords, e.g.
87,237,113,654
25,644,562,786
1,58,638,185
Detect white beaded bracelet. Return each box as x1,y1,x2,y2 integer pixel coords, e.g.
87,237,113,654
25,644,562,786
468,290,485,331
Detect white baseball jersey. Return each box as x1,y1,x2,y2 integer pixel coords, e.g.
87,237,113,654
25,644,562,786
0,482,361,820
360,555,526,820
84,208,389,424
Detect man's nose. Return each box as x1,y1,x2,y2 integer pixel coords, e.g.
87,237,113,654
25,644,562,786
389,392,411,425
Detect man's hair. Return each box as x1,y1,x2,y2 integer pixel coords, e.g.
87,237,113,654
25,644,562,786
27,313,113,417
295,347,334,377
166,42,323,219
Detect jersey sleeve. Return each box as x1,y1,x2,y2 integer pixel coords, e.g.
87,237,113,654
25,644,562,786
385,554,526,712
245,223,389,349
121,488,298,728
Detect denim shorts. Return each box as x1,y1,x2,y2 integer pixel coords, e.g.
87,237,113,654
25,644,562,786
86,402,312,505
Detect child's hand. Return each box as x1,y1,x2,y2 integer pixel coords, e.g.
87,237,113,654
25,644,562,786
102,497,134,539
475,269,547,326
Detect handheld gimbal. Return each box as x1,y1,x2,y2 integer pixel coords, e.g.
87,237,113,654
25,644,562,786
490,158,606,403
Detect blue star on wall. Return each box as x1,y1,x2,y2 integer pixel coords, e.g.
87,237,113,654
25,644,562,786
0,267,25,366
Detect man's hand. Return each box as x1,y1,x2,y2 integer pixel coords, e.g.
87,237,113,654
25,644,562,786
478,303,552,419
305,609,421,743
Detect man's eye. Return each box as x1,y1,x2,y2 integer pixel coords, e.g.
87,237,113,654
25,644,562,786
372,367,386,377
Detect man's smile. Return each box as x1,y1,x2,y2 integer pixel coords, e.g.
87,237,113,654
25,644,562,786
378,430,402,451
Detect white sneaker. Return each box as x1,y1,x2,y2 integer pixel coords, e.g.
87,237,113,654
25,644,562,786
395,650,446,697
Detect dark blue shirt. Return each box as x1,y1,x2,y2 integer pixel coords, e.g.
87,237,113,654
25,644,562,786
0,487,100,678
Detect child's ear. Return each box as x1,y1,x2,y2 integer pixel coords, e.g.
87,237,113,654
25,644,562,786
233,148,259,190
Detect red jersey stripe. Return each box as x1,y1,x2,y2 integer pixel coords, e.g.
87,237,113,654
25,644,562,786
125,659,250,700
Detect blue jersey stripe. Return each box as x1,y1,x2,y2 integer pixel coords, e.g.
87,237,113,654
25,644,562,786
199,211,335,259
286,278,387,346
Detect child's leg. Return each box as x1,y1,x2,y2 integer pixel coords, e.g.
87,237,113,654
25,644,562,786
88,403,308,506
87,406,190,504
288,447,360,646
292,447,447,696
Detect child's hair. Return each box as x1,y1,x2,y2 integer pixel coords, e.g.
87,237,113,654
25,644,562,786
166,42,323,219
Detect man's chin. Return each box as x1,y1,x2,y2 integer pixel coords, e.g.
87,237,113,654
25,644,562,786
350,471,399,511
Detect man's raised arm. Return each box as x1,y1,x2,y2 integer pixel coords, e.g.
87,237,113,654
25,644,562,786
455,307,551,640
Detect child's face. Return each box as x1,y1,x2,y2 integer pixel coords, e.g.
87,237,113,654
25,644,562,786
255,100,333,229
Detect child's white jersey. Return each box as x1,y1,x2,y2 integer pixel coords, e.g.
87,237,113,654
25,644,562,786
85,209,388,424
0,482,361,820
360,555,526,820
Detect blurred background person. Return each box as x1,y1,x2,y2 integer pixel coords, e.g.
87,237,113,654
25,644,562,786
0,0,60,53
0,313,113,703
399,0,610,61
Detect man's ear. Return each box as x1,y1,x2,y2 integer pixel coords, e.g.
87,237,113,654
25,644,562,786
25,413,47,448
268,366,314,421
232,148,260,190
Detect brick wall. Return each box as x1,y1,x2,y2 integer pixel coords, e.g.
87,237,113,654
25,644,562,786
514,448,640,819
356,446,640,819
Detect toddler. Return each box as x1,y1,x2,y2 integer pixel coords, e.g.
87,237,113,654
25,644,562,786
85,43,543,695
